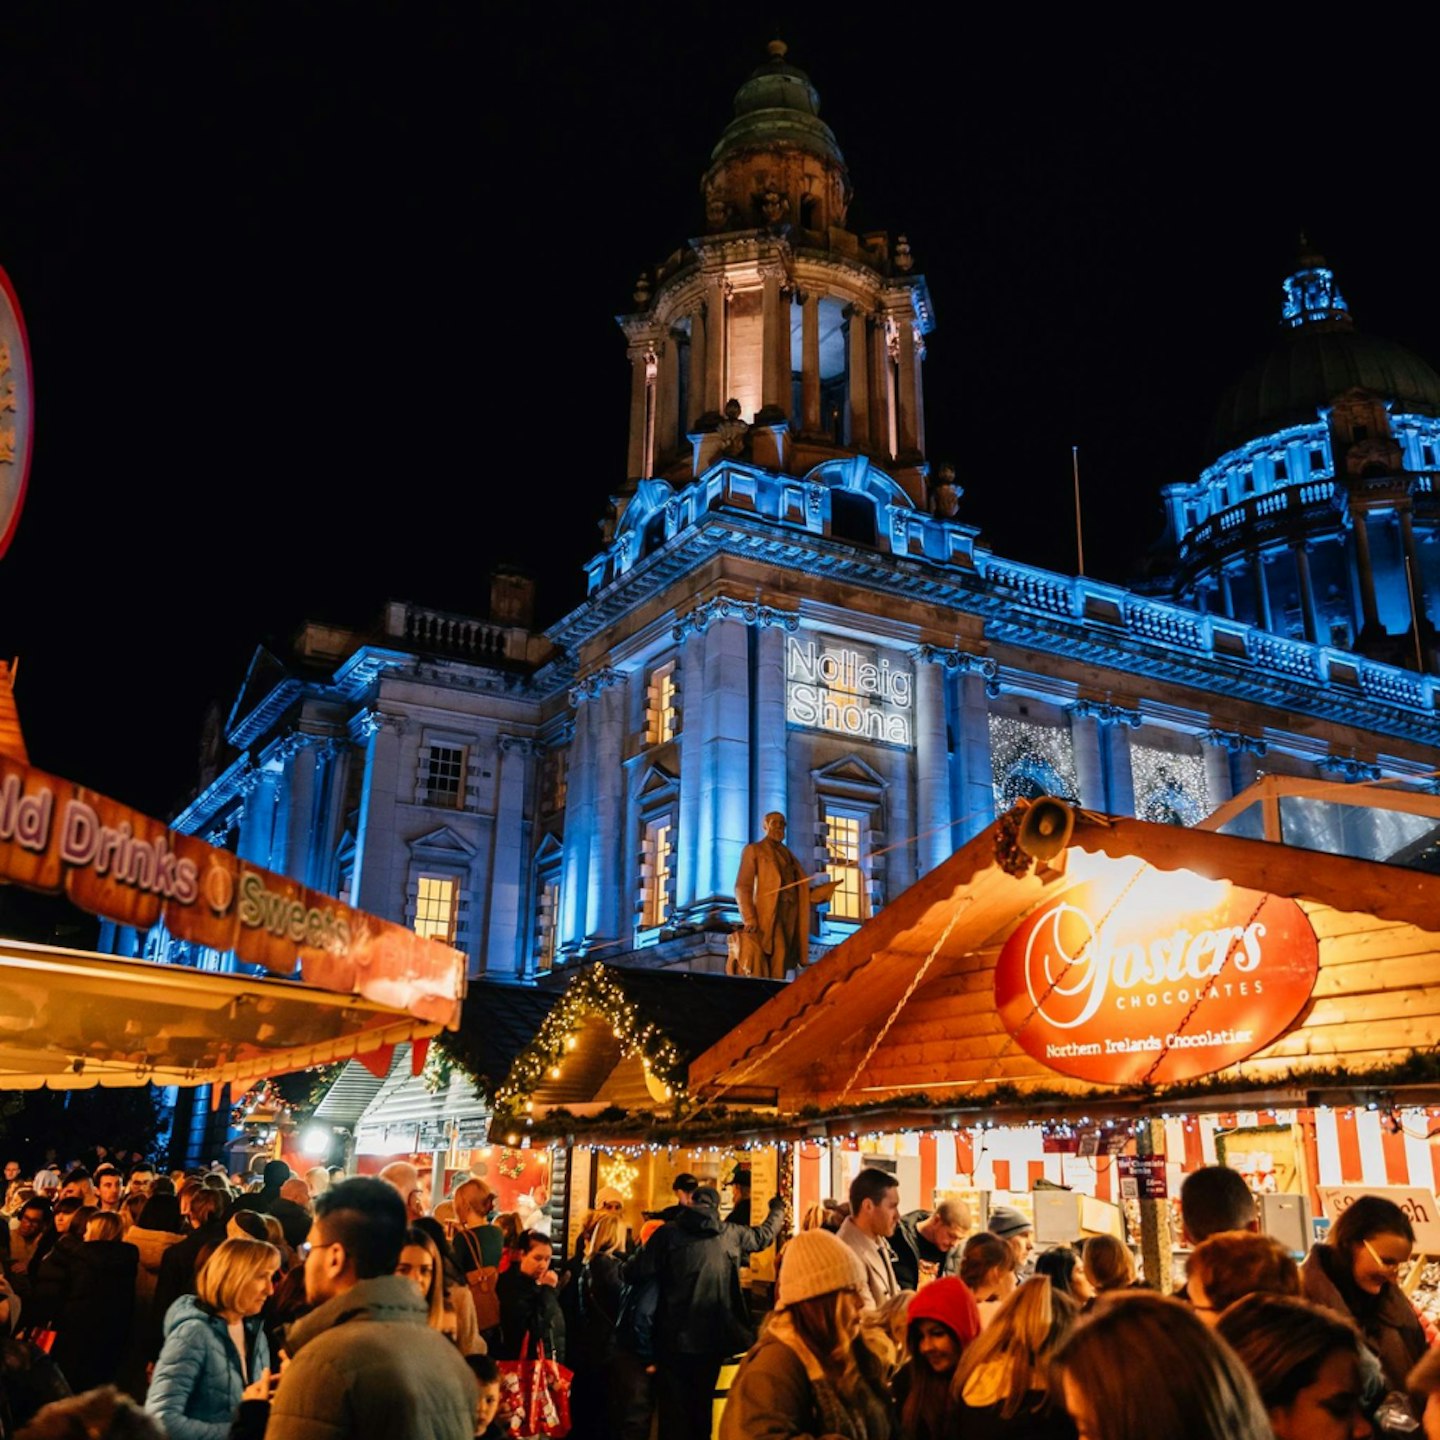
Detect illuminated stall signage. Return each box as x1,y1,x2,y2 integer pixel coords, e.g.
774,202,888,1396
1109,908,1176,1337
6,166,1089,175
785,635,912,747
994,860,1319,1085
0,754,464,1025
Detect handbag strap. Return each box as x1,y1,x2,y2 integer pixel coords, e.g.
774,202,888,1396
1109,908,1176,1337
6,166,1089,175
458,1227,483,1270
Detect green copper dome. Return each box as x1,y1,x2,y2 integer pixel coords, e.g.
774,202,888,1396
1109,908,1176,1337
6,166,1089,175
1206,256,1440,459
709,40,845,170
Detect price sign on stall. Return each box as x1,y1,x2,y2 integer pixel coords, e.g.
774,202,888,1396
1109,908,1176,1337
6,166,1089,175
1117,1155,1168,1200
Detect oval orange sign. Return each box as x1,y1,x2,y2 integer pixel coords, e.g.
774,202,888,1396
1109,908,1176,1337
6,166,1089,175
0,264,34,562
995,864,1319,1086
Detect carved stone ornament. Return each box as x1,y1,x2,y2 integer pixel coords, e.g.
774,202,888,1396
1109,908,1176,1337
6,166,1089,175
567,668,626,706
916,645,999,684
1070,699,1143,728
1200,728,1268,758
716,397,750,457
672,596,801,641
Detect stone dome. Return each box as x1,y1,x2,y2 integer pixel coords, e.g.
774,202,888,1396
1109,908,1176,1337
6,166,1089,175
1206,257,1440,460
709,40,846,171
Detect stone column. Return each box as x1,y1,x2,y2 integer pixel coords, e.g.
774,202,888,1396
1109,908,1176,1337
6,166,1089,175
1399,507,1429,643
351,711,405,920
1070,710,1105,811
896,320,922,458
705,278,727,415
914,651,953,874
675,625,706,913
1351,509,1381,632
485,736,533,979
954,671,995,841
753,624,789,828
1293,543,1321,644
1103,722,1136,816
1252,550,1273,631
687,307,708,428
760,263,786,414
800,291,821,435
625,344,650,480
656,334,680,467
586,676,627,946
1219,566,1236,619
871,315,895,459
281,735,320,885
559,691,596,957
846,306,870,450
698,617,751,906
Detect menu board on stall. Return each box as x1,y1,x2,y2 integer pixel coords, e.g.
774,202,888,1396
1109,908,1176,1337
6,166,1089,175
746,1149,778,1283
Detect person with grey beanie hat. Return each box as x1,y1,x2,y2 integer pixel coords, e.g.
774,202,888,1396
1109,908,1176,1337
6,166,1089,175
986,1205,1035,1277
720,1229,894,1439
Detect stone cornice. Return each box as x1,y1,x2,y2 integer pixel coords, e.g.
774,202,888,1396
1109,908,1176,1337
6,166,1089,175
547,512,1437,747
672,596,801,641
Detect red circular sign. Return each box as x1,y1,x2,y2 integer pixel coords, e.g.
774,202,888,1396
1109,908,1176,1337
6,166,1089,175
0,264,34,561
995,863,1319,1086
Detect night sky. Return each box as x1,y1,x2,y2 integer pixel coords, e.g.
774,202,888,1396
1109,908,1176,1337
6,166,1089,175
3,6,1437,820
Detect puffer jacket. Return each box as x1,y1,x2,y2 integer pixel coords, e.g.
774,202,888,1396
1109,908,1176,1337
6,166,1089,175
145,1294,268,1440
623,1194,782,1357
262,1274,477,1440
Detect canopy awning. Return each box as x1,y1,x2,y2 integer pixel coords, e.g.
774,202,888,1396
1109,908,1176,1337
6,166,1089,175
0,938,442,1090
689,804,1440,1117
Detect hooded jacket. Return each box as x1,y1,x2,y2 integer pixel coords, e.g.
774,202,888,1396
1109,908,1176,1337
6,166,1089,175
623,1192,783,1357
263,1274,477,1440
145,1294,269,1440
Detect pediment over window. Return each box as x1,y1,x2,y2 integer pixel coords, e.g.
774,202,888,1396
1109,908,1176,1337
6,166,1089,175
409,825,478,861
637,761,680,799
811,753,887,791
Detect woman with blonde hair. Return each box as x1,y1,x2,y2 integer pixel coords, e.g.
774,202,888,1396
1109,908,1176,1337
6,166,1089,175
951,1275,1078,1438
452,1177,503,1336
720,1228,891,1439
572,1213,626,1438
146,1237,279,1439
1055,1290,1273,1440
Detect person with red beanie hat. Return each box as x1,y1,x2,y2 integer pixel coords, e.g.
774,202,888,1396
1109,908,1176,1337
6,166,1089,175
895,1277,982,1440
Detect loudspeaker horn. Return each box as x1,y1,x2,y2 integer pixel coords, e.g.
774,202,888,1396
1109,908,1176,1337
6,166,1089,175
1017,796,1075,863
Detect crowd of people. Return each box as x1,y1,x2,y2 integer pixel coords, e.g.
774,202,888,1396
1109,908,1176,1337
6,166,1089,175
1,1148,1438,1440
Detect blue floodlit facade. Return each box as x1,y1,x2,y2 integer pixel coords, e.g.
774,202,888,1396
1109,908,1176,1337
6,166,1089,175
120,45,1440,1025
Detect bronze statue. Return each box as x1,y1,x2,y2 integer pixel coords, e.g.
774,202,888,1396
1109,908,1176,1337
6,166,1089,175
733,812,838,979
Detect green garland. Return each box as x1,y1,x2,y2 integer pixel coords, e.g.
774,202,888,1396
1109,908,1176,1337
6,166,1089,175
486,965,686,1122
511,1049,1440,1146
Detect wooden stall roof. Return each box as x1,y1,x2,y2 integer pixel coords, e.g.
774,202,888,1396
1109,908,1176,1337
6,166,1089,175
689,809,1440,1115
0,938,442,1090
490,968,785,1134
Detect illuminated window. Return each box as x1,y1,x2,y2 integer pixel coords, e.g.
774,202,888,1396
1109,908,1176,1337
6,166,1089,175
823,807,867,921
423,744,466,809
414,875,458,944
645,662,679,745
536,877,560,974
639,817,673,929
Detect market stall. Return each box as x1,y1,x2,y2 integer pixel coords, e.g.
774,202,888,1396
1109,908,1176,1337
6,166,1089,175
688,794,1440,1294
480,964,785,1261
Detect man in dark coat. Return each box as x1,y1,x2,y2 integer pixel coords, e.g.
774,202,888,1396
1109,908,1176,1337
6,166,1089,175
623,1183,783,1440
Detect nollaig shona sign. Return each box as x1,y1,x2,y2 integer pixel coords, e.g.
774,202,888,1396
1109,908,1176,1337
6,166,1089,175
785,634,913,747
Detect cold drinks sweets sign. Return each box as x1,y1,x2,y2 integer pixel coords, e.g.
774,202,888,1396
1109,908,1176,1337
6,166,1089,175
994,859,1319,1085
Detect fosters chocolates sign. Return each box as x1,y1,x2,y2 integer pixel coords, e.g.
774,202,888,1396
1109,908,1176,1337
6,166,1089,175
0,755,463,1026
995,860,1319,1085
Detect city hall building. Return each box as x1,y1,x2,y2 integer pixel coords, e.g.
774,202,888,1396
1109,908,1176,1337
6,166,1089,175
122,42,1440,1003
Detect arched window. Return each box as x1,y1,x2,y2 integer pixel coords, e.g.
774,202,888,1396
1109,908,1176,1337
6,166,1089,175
830,490,877,547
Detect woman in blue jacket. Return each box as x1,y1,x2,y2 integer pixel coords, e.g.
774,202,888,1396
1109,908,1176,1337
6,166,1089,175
146,1237,280,1440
